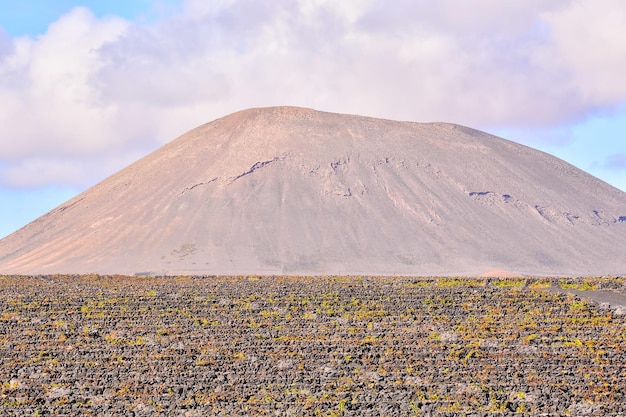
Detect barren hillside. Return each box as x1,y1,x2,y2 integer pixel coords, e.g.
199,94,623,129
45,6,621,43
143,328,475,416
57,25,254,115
0,107,625,275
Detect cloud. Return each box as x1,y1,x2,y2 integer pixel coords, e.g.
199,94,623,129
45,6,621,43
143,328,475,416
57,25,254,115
0,7,129,158
0,27,13,57
1,0,626,188
489,125,576,149
0,150,145,188
0,158,86,188
605,153,626,170
94,0,581,125
541,0,626,105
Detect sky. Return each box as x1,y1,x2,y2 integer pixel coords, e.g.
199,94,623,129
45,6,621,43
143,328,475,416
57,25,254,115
0,0,625,239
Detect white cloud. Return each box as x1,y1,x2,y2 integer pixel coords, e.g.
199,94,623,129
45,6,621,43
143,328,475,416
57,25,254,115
541,0,626,105
0,148,147,188
1,0,626,188
0,157,85,187
0,7,128,158
0,28,12,57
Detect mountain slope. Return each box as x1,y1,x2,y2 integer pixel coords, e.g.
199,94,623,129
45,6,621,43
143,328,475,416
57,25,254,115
1,106,625,275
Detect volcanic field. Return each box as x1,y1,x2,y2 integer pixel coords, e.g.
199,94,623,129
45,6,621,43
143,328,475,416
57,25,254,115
1,274,626,415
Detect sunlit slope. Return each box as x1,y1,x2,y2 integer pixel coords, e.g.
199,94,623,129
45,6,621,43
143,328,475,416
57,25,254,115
1,107,625,275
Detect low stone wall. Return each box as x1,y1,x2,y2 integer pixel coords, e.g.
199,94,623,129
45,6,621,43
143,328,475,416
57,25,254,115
1,275,625,415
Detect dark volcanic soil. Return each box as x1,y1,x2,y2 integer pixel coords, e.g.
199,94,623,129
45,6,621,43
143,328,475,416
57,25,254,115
1,275,625,416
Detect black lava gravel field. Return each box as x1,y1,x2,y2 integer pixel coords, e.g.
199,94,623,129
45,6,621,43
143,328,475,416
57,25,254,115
1,275,625,416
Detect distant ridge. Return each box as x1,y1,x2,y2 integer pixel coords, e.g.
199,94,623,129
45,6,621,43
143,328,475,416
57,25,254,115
1,106,625,276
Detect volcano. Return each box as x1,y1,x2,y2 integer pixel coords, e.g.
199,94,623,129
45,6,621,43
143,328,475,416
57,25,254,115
1,107,625,276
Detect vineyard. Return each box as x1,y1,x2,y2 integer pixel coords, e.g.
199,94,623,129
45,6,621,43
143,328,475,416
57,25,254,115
1,275,625,416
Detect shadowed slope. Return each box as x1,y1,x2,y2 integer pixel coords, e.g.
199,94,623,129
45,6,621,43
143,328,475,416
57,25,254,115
1,107,625,275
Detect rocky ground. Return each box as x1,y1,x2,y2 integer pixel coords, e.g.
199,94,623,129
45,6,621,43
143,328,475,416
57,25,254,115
1,275,625,416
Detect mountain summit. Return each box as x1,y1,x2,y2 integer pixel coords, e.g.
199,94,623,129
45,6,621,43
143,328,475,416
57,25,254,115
1,107,625,276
